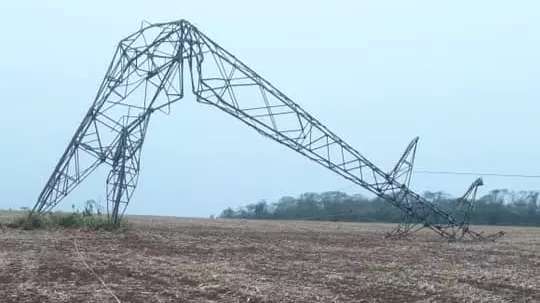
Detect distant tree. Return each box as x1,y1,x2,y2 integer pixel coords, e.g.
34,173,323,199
253,200,269,218
220,207,235,218
423,191,450,203
218,188,540,226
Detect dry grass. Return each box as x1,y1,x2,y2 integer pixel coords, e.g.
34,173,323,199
0,215,538,302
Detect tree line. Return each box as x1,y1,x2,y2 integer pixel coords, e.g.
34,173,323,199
219,189,540,226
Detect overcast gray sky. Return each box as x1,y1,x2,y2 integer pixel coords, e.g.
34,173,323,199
0,1,539,217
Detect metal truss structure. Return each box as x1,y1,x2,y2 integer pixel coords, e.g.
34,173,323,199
384,140,503,240
385,137,424,238
388,137,418,189
31,20,502,240
453,178,504,240
456,177,484,232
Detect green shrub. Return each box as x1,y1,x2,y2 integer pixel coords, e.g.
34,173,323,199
9,214,45,230
8,212,127,231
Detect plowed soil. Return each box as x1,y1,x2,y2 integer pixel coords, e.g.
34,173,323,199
0,216,539,302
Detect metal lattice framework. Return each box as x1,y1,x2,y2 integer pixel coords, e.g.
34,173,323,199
385,137,423,238
389,137,418,189
453,178,504,240
32,20,502,240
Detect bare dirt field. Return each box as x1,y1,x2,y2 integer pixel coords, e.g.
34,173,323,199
0,214,539,302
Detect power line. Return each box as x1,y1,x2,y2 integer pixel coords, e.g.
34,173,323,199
414,170,540,179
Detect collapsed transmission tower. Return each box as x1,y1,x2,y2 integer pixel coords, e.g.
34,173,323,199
31,20,502,240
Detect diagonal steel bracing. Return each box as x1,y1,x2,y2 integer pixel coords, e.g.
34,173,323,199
31,20,502,240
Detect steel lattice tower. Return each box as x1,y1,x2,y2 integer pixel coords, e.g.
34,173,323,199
32,20,502,240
